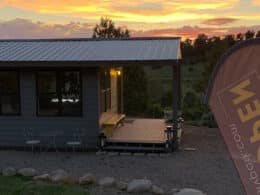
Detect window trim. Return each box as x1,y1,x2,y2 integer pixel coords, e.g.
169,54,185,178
36,70,83,117
0,70,21,116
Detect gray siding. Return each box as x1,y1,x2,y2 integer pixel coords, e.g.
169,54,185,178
0,68,100,149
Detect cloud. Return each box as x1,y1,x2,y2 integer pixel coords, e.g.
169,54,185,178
0,18,259,40
165,0,238,10
0,0,239,23
132,26,223,39
132,25,260,39
112,2,165,15
0,18,93,39
252,0,260,6
202,18,238,25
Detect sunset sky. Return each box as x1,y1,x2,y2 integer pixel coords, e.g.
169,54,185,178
0,0,259,39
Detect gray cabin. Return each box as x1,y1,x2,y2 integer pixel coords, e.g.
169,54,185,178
0,37,182,151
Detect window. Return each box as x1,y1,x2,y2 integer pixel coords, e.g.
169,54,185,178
0,71,20,115
37,71,82,116
100,68,111,113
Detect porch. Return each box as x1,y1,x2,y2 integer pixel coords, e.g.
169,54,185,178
107,118,166,144
101,116,172,152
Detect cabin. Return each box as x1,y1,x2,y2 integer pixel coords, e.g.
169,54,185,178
0,37,182,152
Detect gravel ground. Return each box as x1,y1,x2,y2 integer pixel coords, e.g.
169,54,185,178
0,126,245,195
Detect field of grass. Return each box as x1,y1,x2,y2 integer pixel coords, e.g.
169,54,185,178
0,176,89,195
144,66,172,105
144,63,211,122
181,62,206,95
144,63,206,103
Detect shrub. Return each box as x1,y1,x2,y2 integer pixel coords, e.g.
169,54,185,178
200,112,218,128
145,103,164,118
182,91,206,121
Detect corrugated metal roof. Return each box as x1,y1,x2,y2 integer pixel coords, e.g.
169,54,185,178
0,38,181,63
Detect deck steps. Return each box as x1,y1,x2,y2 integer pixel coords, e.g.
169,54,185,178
102,141,167,153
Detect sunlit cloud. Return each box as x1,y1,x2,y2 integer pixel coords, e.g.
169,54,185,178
0,0,259,39
0,0,240,23
133,25,260,39
202,18,238,25
0,18,259,40
164,0,238,10
252,0,260,6
0,18,93,39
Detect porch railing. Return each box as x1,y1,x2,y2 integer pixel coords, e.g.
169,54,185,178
100,88,111,113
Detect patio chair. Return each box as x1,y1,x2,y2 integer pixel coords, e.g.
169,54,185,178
24,128,41,153
66,129,85,152
40,130,63,152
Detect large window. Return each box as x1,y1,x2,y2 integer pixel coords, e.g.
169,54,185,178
100,68,111,113
37,71,82,116
0,71,20,115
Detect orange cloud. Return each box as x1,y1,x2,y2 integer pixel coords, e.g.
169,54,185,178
202,18,238,25
0,0,239,23
0,18,93,39
132,25,260,39
252,0,260,6
1,18,259,40
165,0,238,10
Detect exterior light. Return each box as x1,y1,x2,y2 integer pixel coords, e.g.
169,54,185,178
110,69,121,76
110,69,116,76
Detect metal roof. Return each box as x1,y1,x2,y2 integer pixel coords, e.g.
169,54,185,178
0,38,181,66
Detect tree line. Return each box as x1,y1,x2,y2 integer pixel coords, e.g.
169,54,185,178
181,30,259,125
182,30,260,94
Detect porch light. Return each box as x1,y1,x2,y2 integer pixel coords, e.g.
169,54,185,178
117,70,121,76
110,69,117,76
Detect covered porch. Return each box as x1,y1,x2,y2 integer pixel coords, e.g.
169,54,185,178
99,65,181,152
96,37,182,152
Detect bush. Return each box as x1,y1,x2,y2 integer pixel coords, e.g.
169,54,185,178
145,103,164,118
200,112,218,128
182,91,206,121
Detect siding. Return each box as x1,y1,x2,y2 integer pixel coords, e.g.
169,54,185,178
0,68,100,149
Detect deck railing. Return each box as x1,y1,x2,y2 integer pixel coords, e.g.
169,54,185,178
100,88,111,113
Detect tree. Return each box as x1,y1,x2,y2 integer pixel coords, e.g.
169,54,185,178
256,31,260,38
236,33,244,41
92,17,148,116
123,66,148,116
245,30,255,40
181,38,194,64
193,34,208,61
223,34,236,47
93,17,129,38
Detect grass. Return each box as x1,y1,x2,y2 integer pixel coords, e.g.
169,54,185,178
0,176,89,195
144,63,206,104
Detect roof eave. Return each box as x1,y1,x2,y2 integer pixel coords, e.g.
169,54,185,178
0,59,179,68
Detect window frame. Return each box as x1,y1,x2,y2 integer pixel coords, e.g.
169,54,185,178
0,70,21,116
36,70,83,117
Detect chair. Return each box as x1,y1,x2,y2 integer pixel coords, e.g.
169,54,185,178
24,128,41,153
66,129,85,152
40,130,63,152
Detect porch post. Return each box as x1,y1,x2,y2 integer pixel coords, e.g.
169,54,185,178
172,62,181,150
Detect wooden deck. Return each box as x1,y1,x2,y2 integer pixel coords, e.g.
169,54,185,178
107,118,167,143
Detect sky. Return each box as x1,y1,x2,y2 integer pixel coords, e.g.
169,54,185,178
0,0,259,39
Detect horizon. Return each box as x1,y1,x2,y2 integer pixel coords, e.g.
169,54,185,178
0,1,259,40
